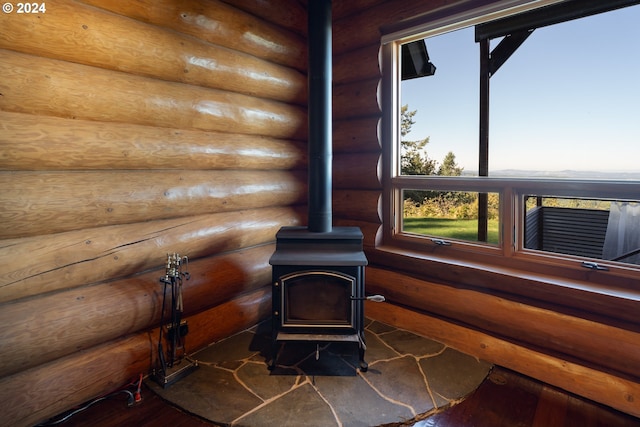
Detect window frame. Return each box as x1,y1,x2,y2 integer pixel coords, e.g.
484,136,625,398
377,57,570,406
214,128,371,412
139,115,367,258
379,0,640,298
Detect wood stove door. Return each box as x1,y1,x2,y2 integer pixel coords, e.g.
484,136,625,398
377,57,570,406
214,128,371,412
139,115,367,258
278,270,356,332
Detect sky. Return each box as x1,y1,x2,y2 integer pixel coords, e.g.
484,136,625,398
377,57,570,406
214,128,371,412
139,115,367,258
400,4,640,176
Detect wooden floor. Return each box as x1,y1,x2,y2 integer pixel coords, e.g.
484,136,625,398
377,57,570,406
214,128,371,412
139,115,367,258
39,367,640,427
422,368,640,427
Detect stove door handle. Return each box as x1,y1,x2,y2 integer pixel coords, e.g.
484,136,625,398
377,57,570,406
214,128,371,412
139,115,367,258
351,295,385,302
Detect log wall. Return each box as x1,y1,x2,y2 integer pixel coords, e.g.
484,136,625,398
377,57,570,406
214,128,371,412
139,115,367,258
0,1,307,425
330,0,640,419
1,0,638,425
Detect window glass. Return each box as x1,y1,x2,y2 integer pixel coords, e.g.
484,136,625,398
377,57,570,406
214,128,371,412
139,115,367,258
399,5,640,180
489,6,640,179
400,28,478,177
402,190,500,244
524,196,640,265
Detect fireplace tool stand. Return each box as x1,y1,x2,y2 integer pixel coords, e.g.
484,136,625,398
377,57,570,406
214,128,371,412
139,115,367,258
152,253,198,388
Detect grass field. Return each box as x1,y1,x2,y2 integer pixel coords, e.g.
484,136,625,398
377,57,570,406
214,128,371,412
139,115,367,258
403,217,500,244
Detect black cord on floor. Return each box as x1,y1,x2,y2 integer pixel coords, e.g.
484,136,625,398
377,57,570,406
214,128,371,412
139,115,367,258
35,390,135,426
35,374,143,426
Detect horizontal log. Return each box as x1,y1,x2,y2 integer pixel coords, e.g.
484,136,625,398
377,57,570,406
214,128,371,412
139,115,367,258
184,285,271,354
0,111,307,171
333,0,453,55
79,0,307,70
185,249,274,316
365,266,640,382
366,248,640,329
334,43,381,84
0,50,307,139
220,0,307,36
0,245,274,378
0,206,304,303
333,0,389,20
0,287,271,427
333,190,382,224
365,301,640,419
1,335,151,427
333,218,382,250
334,152,381,190
0,0,306,105
0,170,306,239
333,77,382,120
333,116,382,153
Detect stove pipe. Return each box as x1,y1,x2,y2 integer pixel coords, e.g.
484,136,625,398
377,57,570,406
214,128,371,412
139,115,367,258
307,0,332,233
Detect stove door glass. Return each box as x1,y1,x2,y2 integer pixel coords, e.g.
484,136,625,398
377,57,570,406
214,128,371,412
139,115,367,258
281,271,355,328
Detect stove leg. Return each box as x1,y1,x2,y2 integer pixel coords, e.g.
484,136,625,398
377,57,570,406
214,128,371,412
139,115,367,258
359,346,368,372
268,340,278,371
358,336,368,372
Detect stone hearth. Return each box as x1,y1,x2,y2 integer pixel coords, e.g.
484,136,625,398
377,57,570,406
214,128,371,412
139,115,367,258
148,318,492,426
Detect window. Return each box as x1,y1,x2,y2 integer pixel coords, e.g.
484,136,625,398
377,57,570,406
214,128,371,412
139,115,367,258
402,189,500,244
381,1,640,291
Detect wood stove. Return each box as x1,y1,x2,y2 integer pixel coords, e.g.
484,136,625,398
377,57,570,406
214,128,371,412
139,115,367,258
269,226,368,371
268,0,373,372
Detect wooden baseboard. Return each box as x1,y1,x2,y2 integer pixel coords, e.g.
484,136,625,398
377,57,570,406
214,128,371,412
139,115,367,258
365,301,640,418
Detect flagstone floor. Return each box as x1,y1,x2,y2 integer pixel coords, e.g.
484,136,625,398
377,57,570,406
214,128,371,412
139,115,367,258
148,319,492,427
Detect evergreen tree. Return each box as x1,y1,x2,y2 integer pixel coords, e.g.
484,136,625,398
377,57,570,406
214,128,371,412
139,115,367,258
400,105,416,137
438,151,463,176
401,138,437,176
400,105,435,176
400,106,464,205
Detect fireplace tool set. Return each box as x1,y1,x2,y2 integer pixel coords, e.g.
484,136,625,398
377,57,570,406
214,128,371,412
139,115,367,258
153,253,198,388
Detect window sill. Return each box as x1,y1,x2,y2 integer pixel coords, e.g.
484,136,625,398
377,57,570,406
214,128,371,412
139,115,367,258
369,243,640,330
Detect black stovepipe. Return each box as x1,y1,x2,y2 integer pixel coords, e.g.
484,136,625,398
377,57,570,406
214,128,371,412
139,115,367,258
307,0,332,233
